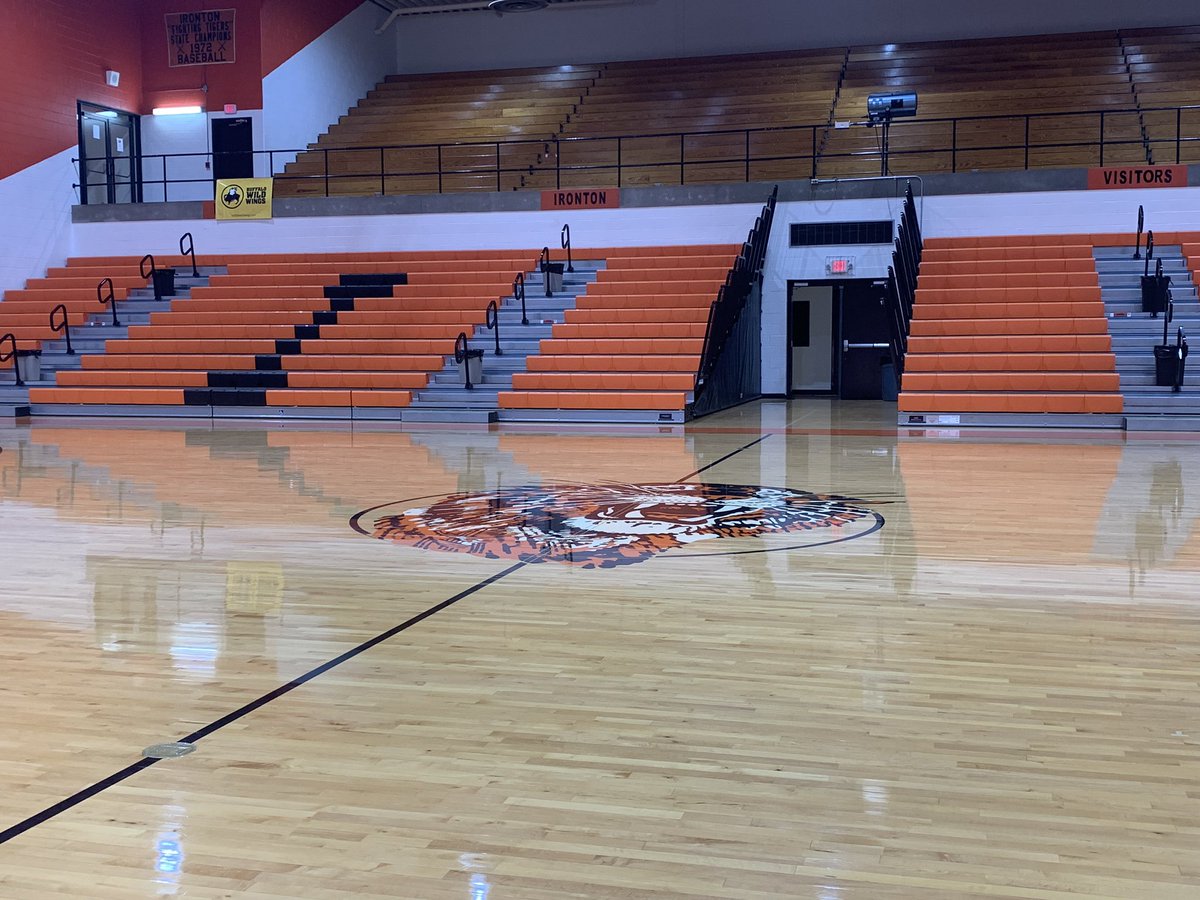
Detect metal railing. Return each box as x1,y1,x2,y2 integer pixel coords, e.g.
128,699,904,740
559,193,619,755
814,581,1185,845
692,185,777,416
49,305,74,355
885,182,922,384
485,300,502,356
72,104,1200,202
180,232,199,277
98,278,120,327
0,334,22,387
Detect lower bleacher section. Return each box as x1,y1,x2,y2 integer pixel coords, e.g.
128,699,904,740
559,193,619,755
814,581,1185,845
7,245,739,423
900,234,1126,421
502,245,737,416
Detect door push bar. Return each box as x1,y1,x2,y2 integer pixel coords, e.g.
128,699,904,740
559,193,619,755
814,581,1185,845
843,341,891,351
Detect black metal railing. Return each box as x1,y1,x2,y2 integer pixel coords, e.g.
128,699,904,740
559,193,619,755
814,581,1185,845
692,185,778,417
561,224,574,273
73,103,1200,202
49,304,74,355
885,182,922,385
180,232,199,277
0,333,21,387
98,278,120,327
513,272,528,325
486,300,502,356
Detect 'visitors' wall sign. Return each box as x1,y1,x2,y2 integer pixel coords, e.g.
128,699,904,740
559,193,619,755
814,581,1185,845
1087,165,1188,190
166,9,236,67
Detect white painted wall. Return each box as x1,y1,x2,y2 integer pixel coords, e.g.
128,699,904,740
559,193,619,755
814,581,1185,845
393,0,1191,73
69,203,761,258
262,1,396,171
141,110,268,203
0,149,77,297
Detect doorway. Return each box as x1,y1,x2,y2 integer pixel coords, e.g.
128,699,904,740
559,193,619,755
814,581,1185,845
787,279,892,399
78,102,141,205
212,117,254,181
789,284,834,393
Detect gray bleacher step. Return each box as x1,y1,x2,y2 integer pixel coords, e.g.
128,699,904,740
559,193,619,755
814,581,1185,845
1125,415,1200,431
402,407,497,424
1,404,30,419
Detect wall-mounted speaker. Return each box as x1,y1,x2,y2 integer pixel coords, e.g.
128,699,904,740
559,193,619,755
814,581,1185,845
105,70,120,88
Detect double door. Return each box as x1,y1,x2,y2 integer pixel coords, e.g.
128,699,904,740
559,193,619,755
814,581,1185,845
79,103,140,205
788,280,892,399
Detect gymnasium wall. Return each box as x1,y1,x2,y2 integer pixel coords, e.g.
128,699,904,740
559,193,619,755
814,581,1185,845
392,0,1191,74
0,0,144,181
262,2,397,171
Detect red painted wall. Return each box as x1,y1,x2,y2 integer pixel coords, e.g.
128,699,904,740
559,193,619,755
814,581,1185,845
1,0,378,180
140,0,265,113
260,0,364,77
0,0,144,179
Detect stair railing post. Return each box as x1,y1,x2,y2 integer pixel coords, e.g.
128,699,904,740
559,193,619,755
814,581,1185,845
1134,205,1144,259
1144,231,1154,278
98,278,120,327
0,334,22,387
454,332,474,390
561,223,574,272
539,247,552,298
486,300,502,355
49,304,74,355
180,232,199,277
514,272,528,326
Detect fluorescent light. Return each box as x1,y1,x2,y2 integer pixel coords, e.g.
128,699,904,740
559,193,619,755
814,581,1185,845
97,110,119,118
152,106,203,116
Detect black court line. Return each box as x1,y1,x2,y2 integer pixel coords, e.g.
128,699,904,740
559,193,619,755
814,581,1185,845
0,434,775,846
680,434,771,481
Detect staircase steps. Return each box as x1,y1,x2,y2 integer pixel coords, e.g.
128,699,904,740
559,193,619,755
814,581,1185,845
1095,245,1200,425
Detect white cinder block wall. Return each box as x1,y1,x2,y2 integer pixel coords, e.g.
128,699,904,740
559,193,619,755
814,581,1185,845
262,1,395,171
0,150,78,296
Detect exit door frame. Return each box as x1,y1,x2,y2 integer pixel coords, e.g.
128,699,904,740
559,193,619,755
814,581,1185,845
786,279,844,395
76,101,143,205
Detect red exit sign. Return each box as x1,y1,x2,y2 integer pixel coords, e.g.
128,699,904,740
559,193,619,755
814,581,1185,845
826,257,855,276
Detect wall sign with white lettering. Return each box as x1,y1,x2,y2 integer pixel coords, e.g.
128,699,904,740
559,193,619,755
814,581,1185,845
166,9,236,67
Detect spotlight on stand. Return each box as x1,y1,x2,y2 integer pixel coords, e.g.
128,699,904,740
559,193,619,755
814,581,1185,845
867,92,918,123
866,92,918,177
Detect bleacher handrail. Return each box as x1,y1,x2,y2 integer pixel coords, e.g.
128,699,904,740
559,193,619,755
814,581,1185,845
179,232,199,278
76,101,1200,202
884,181,922,383
694,184,778,402
49,305,74,355
0,333,22,387
485,299,502,356
513,272,528,326
561,224,574,273
98,278,120,327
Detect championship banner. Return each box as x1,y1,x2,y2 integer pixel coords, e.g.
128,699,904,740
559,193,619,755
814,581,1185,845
166,9,236,67
216,178,273,220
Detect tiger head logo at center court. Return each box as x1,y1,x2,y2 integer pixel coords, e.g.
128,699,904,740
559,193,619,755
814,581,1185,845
353,482,881,568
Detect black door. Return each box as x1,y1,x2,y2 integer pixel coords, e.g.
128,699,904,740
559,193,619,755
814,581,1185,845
837,280,892,400
212,117,254,181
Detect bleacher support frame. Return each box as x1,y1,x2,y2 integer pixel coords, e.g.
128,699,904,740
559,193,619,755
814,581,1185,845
691,186,777,418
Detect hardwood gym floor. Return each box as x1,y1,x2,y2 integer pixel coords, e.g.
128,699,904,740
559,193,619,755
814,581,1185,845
0,400,1198,899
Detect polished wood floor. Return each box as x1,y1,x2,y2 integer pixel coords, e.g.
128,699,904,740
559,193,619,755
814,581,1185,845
1,400,1199,899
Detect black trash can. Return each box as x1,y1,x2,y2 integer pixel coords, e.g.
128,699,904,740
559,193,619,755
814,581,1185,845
1141,274,1171,316
1154,343,1187,389
152,267,177,300
458,348,485,387
880,359,898,401
15,349,42,382
541,262,565,295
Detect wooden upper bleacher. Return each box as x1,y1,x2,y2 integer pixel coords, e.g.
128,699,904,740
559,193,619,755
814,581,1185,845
271,26,1195,197
820,31,1146,176
1122,25,1200,165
